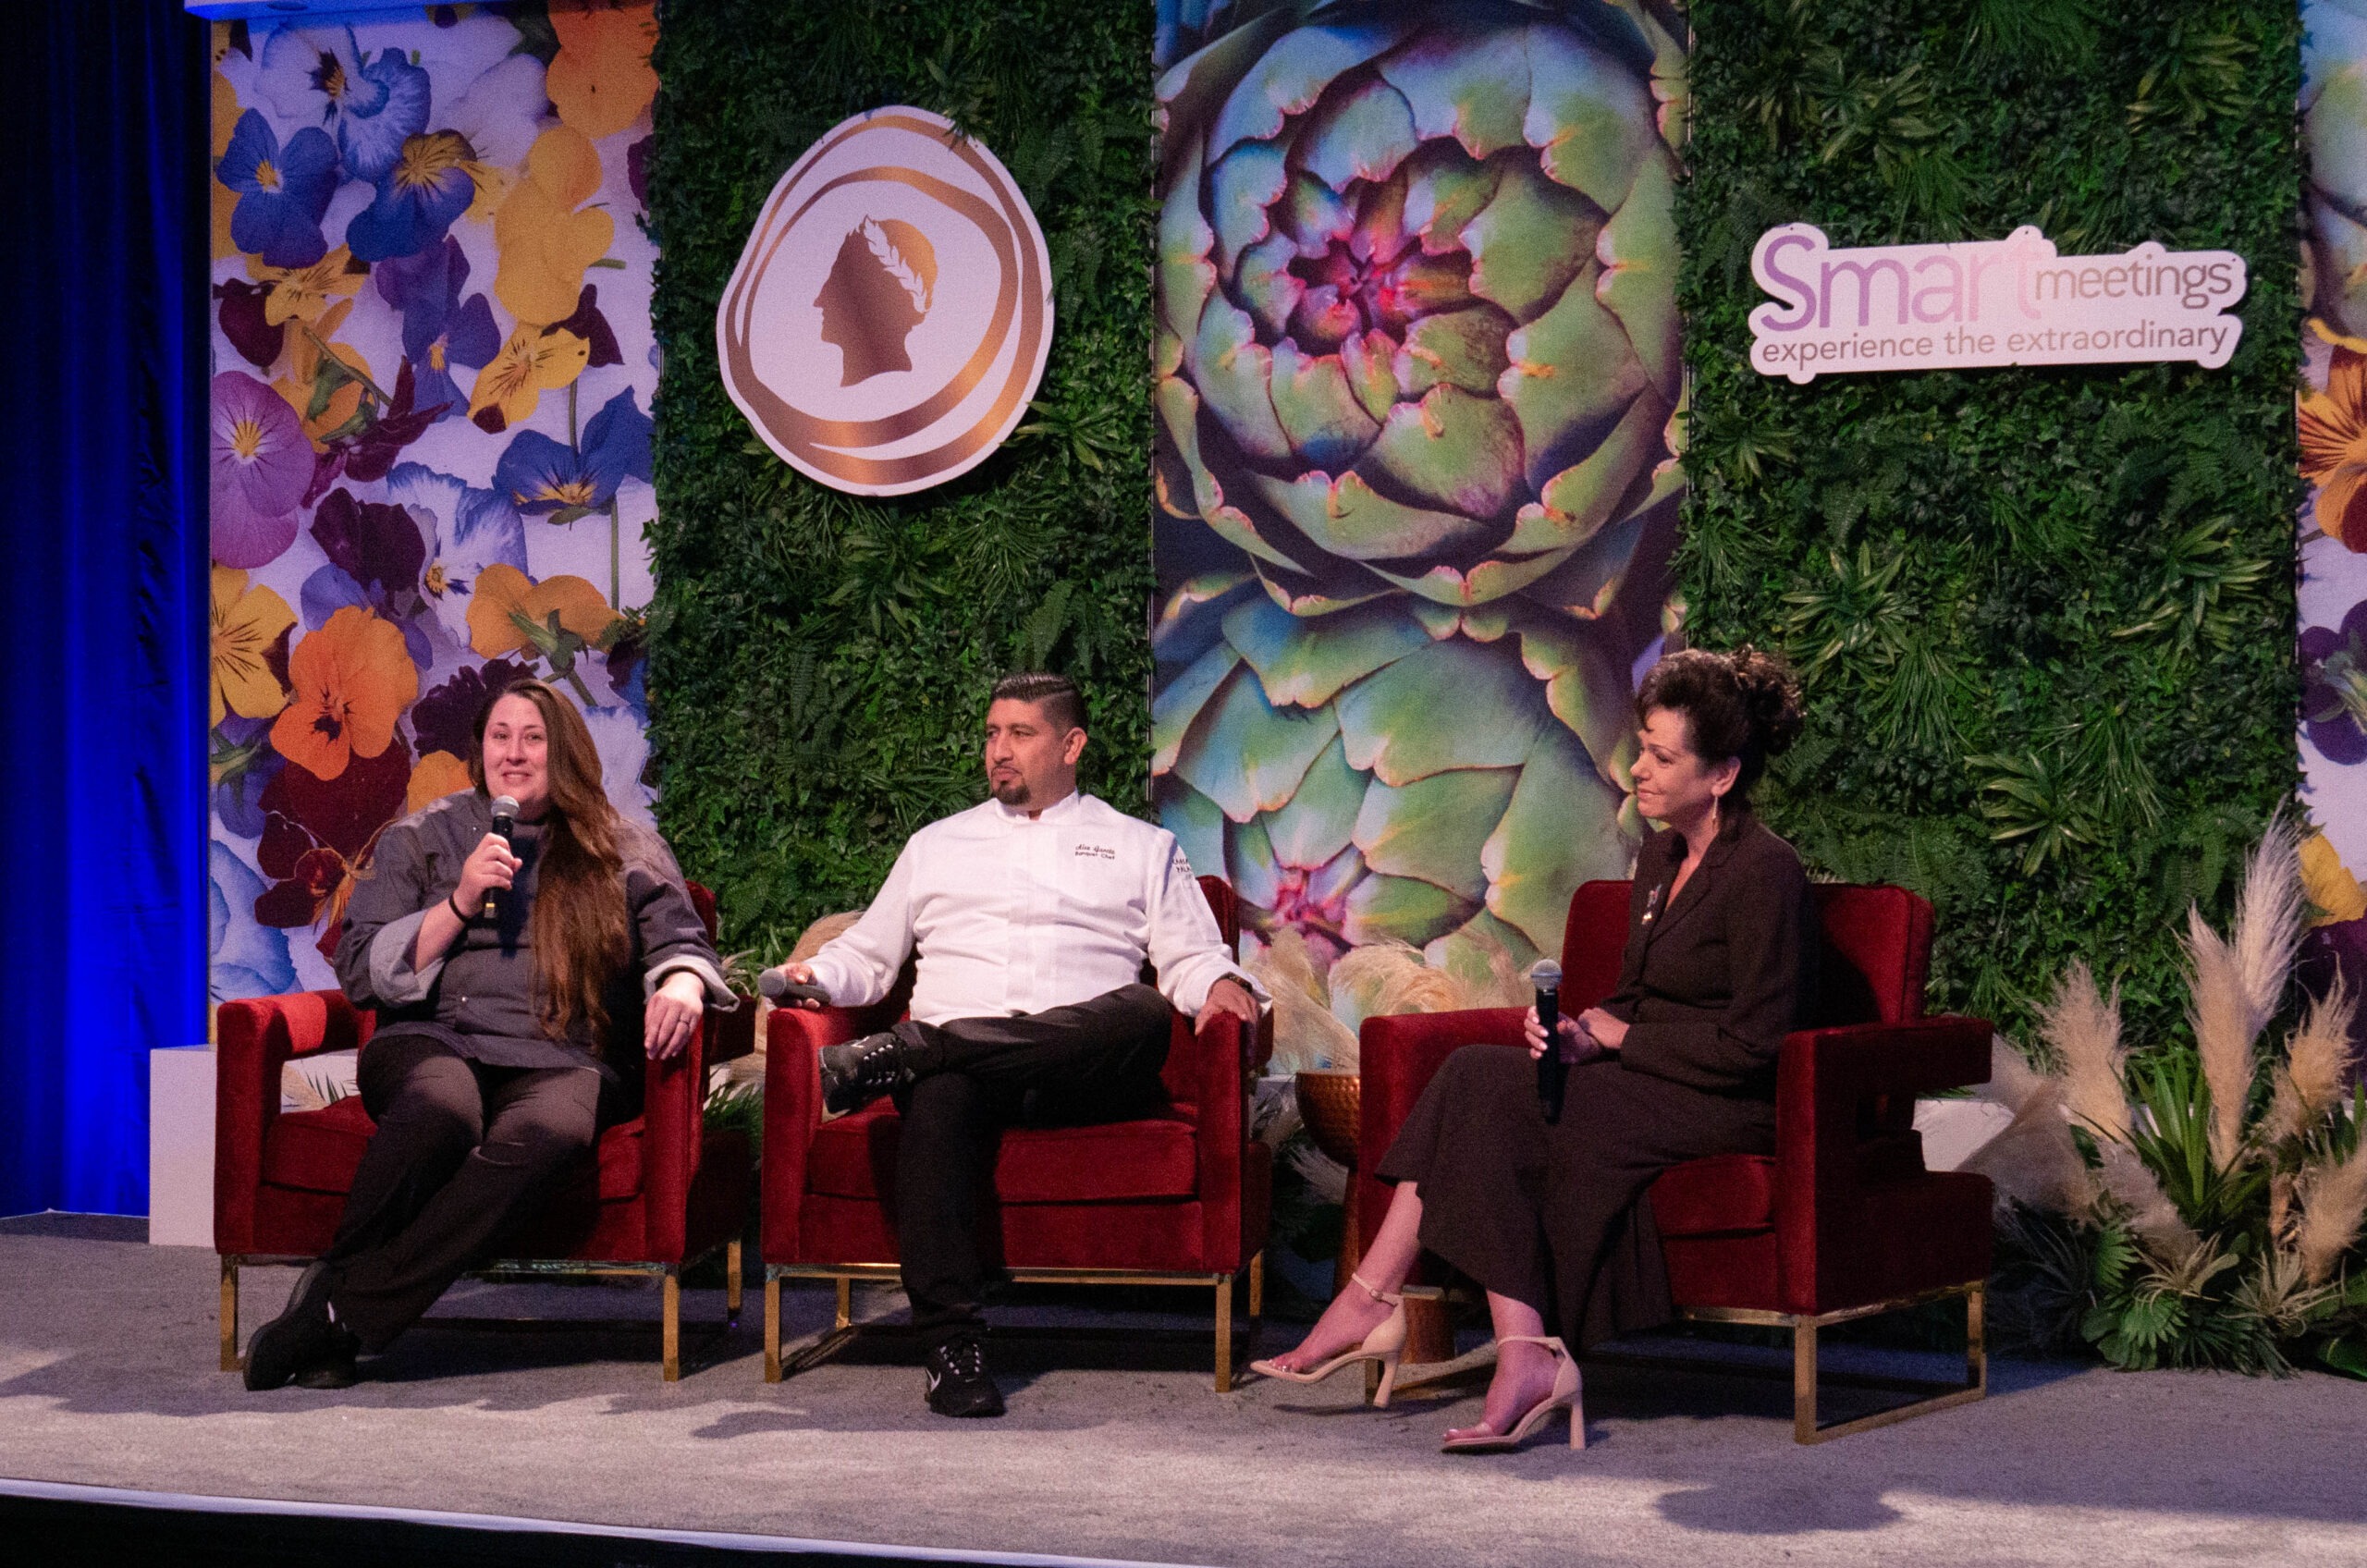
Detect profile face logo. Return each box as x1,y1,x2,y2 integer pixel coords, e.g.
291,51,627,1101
718,107,1053,496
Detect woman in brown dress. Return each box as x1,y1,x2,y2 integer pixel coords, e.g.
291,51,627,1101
1254,648,1811,1452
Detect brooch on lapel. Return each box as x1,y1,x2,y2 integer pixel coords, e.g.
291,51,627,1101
1641,883,1666,925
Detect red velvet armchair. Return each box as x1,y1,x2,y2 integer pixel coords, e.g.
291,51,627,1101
213,884,755,1382
1359,879,1993,1442
761,876,1271,1390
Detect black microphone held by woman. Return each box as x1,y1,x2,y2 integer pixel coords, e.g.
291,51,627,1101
1532,959,1565,1123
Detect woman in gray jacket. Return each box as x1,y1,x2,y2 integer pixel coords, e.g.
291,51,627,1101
242,678,731,1390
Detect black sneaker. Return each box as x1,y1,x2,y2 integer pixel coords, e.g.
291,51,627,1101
819,1031,911,1117
243,1262,361,1390
924,1332,1005,1417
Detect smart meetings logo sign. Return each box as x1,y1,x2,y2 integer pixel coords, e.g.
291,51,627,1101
1748,224,2246,384
718,106,1053,496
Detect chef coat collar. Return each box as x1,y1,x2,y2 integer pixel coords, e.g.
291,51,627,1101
990,789,1083,823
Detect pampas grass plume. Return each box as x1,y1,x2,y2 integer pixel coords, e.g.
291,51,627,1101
1963,1080,2094,1216
1330,939,1469,1030
2042,962,2128,1142
1979,1035,2054,1115
2230,812,2304,1039
2097,1139,2204,1266
2264,974,2356,1149
2185,907,2253,1170
2297,1142,2367,1286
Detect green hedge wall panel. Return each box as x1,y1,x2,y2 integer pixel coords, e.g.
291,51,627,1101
646,1,1157,956
1680,0,2301,1043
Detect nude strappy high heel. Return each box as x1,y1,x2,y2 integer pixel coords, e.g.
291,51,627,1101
1248,1272,1408,1407
1440,1335,1584,1452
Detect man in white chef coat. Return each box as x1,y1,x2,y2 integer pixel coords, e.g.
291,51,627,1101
769,671,1264,1416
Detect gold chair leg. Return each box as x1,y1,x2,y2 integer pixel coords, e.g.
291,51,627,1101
764,1274,783,1382
1247,1251,1264,1318
1214,1272,1234,1392
1791,1285,1988,1443
662,1268,681,1382
219,1258,240,1373
1793,1319,1819,1443
1967,1282,1988,1396
834,1275,852,1330
726,1240,743,1329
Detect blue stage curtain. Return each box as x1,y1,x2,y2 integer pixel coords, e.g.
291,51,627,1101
0,3,210,1215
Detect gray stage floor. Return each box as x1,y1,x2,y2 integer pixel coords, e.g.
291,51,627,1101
2,1216,2363,1566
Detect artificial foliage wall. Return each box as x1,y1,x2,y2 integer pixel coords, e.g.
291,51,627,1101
1680,0,2301,1042
645,0,1159,952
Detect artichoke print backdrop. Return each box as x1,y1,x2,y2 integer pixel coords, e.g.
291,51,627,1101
1151,0,1687,977
207,3,660,1007
2301,0,2367,1015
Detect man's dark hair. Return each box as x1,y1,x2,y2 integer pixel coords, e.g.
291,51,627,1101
991,671,1086,735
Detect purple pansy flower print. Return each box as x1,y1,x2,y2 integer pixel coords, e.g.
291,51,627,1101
374,239,499,420
491,389,652,517
410,657,534,761
2303,596,2367,766
346,129,481,263
312,486,427,603
215,110,338,268
213,279,285,370
382,462,529,648
211,372,313,568
256,26,430,184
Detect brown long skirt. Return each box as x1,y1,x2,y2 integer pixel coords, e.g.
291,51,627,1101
1374,1044,1775,1350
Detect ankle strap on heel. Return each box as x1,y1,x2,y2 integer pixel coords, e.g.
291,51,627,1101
1350,1271,1403,1307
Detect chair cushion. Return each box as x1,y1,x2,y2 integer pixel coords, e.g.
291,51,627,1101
806,1106,1200,1204
1650,1153,1776,1237
262,1097,375,1194
262,1098,645,1202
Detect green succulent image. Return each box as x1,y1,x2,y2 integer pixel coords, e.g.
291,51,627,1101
2309,0,2367,340
1151,0,1686,967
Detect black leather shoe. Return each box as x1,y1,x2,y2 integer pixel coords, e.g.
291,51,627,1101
819,1031,911,1117
243,1261,361,1390
924,1332,1005,1417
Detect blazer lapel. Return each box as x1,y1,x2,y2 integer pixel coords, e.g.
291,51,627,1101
1642,812,1748,948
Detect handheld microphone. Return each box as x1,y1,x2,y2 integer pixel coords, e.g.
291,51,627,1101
758,969,832,1008
484,794,519,922
1532,958,1566,1125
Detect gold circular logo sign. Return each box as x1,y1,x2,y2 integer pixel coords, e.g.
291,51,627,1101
717,106,1054,497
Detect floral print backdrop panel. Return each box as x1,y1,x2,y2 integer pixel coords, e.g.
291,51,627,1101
2300,3,2367,974
1147,0,1687,996
207,3,660,1007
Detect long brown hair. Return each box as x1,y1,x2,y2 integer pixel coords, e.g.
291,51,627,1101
470,679,631,1038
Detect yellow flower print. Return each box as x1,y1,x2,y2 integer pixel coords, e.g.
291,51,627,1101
493,127,615,328
247,246,366,327
209,565,296,728
272,299,377,450
466,563,618,658
2302,832,2367,926
466,323,591,433
406,750,475,815
547,2,659,141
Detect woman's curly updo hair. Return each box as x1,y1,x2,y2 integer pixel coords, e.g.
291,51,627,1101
1635,645,1804,802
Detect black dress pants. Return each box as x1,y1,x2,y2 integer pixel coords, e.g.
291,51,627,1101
322,1032,609,1351
887,983,1172,1342
1376,1044,1774,1351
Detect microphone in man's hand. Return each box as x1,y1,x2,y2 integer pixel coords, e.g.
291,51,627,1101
1532,958,1566,1125
485,795,519,922
757,969,832,1008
